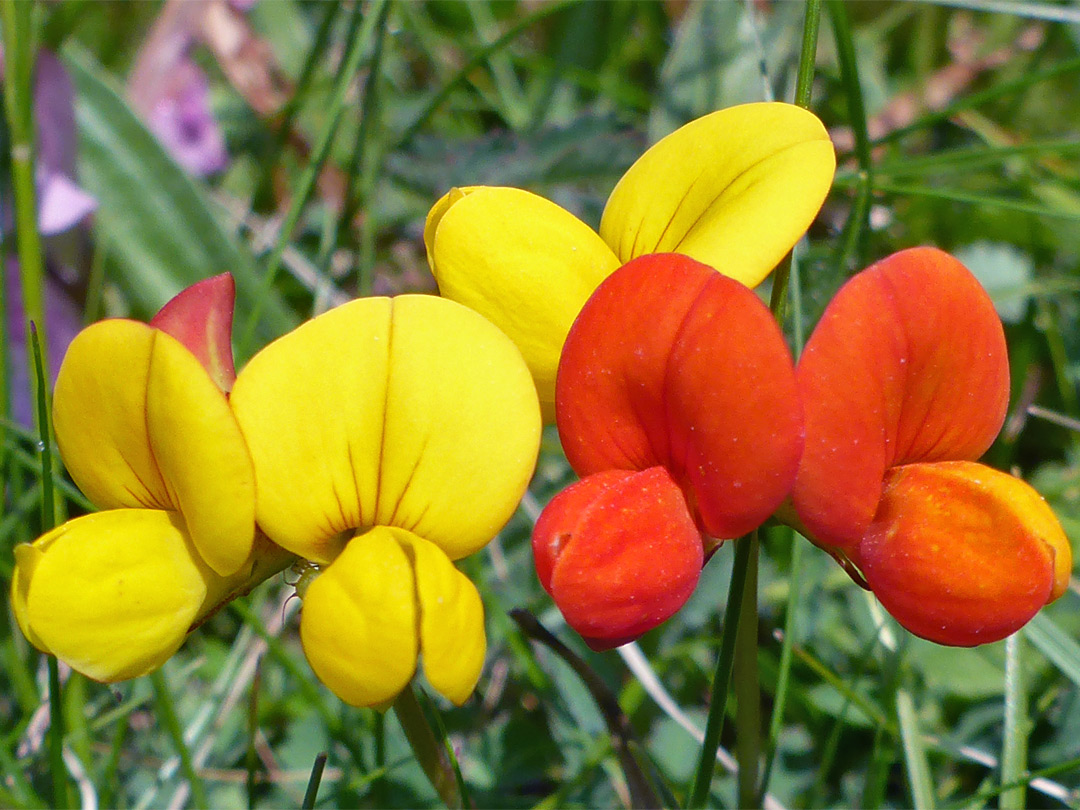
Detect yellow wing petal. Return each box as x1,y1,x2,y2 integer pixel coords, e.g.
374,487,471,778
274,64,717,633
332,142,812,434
600,102,835,287
426,186,620,417
15,510,211,682
299,527,418,707
397,531,486,705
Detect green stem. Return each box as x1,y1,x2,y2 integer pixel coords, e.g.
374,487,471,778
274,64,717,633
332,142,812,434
392,685,462,809
150,669,209,810
301,752,328,810
239,0,388,354
1001,632,1028,810
828,0,873,272
1,0,49,429
685,537,754,808
734,534,761,809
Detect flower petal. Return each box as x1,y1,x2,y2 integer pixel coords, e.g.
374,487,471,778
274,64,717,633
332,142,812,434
599,102,835,287
13,510,211,681
149,273,238,392
53,321,255,575
557,253,802,539
425,186,620,417
856,461,1070,646
792,247,1010,551
231,295,540,562
300,527,418,707
533,467,703,650
397,531,486,705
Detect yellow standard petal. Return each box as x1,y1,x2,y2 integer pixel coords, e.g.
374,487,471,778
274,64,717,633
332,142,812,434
145,331,256,575
397,531,485,705
12,510,212,682
378,295,540,560
231,295,540,563
230,298,393,563
599,102,836,288
426,186,621,416
299,527,419,707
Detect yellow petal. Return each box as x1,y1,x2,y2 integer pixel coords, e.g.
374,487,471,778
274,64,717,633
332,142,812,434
379,295,540,559
426,186,621,417
14,510,211,682
599,102,836,287
397,532,485,705
53,320,169,510
52,321,255,575
145,332,255,575
231,295,540,562
299,527,418,707
231,298,392,562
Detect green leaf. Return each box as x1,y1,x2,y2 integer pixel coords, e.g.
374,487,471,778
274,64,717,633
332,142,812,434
63,44,297,351
1023,612,1080,689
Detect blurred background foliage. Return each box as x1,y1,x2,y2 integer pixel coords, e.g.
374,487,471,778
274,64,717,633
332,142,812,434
3,0,1080,807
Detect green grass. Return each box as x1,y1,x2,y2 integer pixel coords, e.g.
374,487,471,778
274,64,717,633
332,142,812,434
3,1,1080,807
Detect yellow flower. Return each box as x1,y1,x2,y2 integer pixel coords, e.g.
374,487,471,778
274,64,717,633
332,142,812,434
424,102,835,417
10,276,285,681
230,294,541,707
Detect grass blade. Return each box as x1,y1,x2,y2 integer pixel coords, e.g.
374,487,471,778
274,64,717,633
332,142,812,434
897,689,936,810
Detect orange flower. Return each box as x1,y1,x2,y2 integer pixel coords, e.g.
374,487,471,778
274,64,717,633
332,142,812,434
789,247,1071,646
534,253,802,648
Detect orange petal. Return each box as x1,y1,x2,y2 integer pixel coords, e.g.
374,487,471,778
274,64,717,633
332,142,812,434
533,467,703,649
792,247,1009,550
556,253,802,539
150,274,237,392
856,461,1070,647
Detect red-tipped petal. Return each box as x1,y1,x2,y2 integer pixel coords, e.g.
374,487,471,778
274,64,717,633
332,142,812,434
856,461,1069,647
792,247,1009,550
557,253,802,539
533,467,704,649
150,274,237,391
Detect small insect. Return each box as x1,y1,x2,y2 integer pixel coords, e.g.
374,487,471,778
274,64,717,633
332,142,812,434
286,560,322,599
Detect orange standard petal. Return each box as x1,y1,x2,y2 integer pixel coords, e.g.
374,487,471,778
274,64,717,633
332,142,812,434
854,461,1071,646
532,467,704,650
556,253,802,540
791,247,1010,551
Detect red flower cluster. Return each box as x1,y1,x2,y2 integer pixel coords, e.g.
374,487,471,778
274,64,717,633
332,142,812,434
536,247,1071,649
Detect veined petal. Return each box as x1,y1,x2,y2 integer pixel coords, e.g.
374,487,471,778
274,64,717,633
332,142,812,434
557,254,802,539
52,321,255,574
12,510,211,682
149,273,238,392
600,102,835,288
146,331,255,575
792,247,1010,551
856,462,1071,646
231,295,540,563
533,468,703,650
397,531,486,705
426,186,621,418
299,527,418,708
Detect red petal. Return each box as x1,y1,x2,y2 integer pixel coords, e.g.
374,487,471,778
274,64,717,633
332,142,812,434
150,274,237,392
532,467,704,649
556,253,802,539
856,461,1066,646
792,247,1009,550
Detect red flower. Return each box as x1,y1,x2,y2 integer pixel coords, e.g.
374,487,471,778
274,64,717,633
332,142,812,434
790,247,1071,646
534,253,803,649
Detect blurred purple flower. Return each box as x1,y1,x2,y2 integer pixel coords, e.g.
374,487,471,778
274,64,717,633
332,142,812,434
2,49,94,427
144,57,228,176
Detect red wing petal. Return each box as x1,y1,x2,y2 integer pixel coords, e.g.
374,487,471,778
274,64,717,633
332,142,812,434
533,467,704,649
856,461,1065,646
